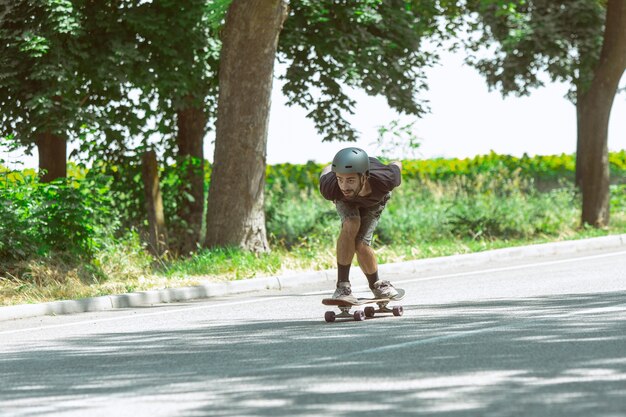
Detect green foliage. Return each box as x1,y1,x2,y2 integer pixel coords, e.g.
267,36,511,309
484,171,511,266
73,0,222,167
264,151,626,188
279,0,462,142
443,173,576,239
0,171,40,260
266,161,324,192
5,152,626,305
0,0,90,148
368,170,578,245
163,246,283,280
3,151,624,271
3,151,616,262
374,119,422,160
122,0,220,110
374,178,450,244
1,0,220,168
0,169,117,260
262,151,625,249
265,183,337,248
206,0,232,31
81,157,208,251
263,154,590,248
464,0,605,98
401,152,578,182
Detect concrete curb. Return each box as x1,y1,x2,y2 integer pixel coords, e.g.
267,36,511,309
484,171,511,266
1,234,625,322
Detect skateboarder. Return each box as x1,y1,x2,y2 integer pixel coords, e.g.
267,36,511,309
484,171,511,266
320,147,402,303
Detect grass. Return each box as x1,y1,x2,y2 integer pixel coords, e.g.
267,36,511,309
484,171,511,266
2,176,626,307
2,223,625,307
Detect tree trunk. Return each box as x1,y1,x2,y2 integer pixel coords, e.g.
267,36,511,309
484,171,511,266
205,0,288,252
575,90,583,189
142,150,168,256
36,132,66,183
578,0,626,227
176,102,207,253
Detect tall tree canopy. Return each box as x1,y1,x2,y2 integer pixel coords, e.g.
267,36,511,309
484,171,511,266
463,0,626,226
0,0,149,181
278,0,455,142
1,0,223,249
115,0,221,252
1,0,91,181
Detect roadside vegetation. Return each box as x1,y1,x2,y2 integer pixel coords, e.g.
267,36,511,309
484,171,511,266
2,152,626,306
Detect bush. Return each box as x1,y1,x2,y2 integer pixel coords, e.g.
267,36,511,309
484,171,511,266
0,151,606,265
375,171,579,245
265,181,337,248
0,169,118,260
264,151,626,188
375,181,451,244
443,173,578,240
0,171,40,260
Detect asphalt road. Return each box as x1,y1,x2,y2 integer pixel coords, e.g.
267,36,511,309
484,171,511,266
1,246,626,417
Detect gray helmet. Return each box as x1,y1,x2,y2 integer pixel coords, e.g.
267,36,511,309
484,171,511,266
331,147,370,174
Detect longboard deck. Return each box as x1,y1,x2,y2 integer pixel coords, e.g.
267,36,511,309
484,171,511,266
322,288,405,307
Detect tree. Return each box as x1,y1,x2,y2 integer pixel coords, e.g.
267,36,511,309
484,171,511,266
0,1,143,182
118,0,222,252
205,0,461,251
2,1,236,252
0,1,87,181
205,0,288,252
278,0,459,142
463,0,626,226
578,0,626,226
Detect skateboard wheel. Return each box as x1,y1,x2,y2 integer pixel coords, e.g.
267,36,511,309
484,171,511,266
392,306,404,317
324,311,336,323
353,310,365,321
364,306,376,318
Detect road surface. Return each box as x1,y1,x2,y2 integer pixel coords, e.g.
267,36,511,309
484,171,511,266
1,246,625,416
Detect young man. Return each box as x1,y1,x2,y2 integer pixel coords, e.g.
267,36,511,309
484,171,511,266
319,147,402,302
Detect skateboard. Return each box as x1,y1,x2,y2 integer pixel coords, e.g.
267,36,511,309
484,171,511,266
322,288,405,322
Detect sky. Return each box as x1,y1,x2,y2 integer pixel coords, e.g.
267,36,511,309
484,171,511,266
3,48,625,169
260,50,626,165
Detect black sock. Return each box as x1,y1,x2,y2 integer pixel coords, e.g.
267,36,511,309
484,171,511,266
337,263,351,285
365,271,379,289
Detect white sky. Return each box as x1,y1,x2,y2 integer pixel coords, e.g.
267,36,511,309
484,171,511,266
3,49,625,169
261,51,626,165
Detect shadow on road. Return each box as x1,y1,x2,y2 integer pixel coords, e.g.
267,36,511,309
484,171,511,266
2,291,626,416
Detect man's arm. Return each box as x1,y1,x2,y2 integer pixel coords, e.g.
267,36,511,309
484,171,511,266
320,164,333,178
390,161,402,187
319,164,339,201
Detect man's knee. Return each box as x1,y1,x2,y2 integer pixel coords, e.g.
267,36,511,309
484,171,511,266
355,240,370,255
341,217,361,237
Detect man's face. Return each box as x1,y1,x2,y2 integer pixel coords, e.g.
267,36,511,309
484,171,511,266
336,173,362,199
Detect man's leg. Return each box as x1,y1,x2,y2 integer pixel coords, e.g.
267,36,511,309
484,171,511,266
337,217,360,265
337,217,360,282
354,202,383,285
356,241,383,291
355,241,377,275
354,197,398,298
358,241,398,298
332,202,360,301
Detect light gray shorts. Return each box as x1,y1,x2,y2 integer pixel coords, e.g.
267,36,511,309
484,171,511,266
335,193,390,246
